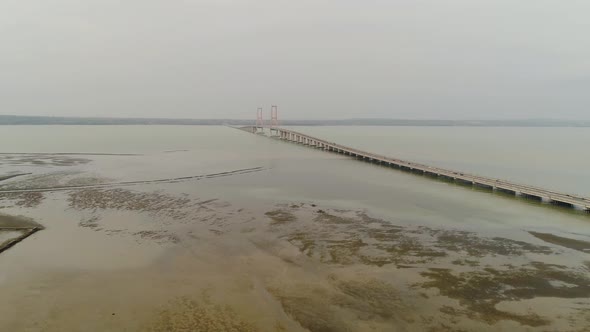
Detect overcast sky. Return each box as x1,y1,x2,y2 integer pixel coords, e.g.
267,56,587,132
0,0,588,120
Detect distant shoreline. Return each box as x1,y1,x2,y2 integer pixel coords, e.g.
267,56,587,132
1,115,589,127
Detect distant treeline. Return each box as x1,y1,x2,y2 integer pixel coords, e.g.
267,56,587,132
1,115,589,127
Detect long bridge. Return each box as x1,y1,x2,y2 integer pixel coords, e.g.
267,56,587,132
242,126,590,213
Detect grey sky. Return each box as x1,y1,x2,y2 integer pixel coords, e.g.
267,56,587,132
1,0,589,120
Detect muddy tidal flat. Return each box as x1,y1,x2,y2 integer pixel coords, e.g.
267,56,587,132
1,126,590,332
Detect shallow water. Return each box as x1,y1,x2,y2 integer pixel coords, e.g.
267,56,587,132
0,126,589,331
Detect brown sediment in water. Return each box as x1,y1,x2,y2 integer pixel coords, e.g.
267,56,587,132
268,275,413,332
329,276,407,321
417,261,590,326
144,297,259,332
134,230,180,244
529,231,590,253
265,209,296,225
268,285,347,332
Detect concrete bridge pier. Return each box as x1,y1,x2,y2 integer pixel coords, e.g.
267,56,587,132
519,193,543,201
437,174,453,181
455,178,474,186
495,187,517,196
474,183,494,191
551,199,574,208
424,171,438,178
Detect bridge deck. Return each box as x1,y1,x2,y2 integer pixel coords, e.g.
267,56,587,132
242,126,590,212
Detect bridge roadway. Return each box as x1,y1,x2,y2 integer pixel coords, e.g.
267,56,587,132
244,126,590,213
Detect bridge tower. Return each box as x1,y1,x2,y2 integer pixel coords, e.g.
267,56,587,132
270,105,279,137
255,107,264,134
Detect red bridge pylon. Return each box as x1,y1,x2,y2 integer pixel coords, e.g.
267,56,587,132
270,105,279,137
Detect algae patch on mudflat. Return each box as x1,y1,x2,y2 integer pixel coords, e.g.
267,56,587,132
262,205,590,328
68,188,193,220
271,207,554,268
418,262,590,326
0,154,90,167
0,192,45,208
430,229,553,256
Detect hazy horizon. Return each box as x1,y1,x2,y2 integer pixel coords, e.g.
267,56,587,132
1,0,589,120
2,114,590,122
